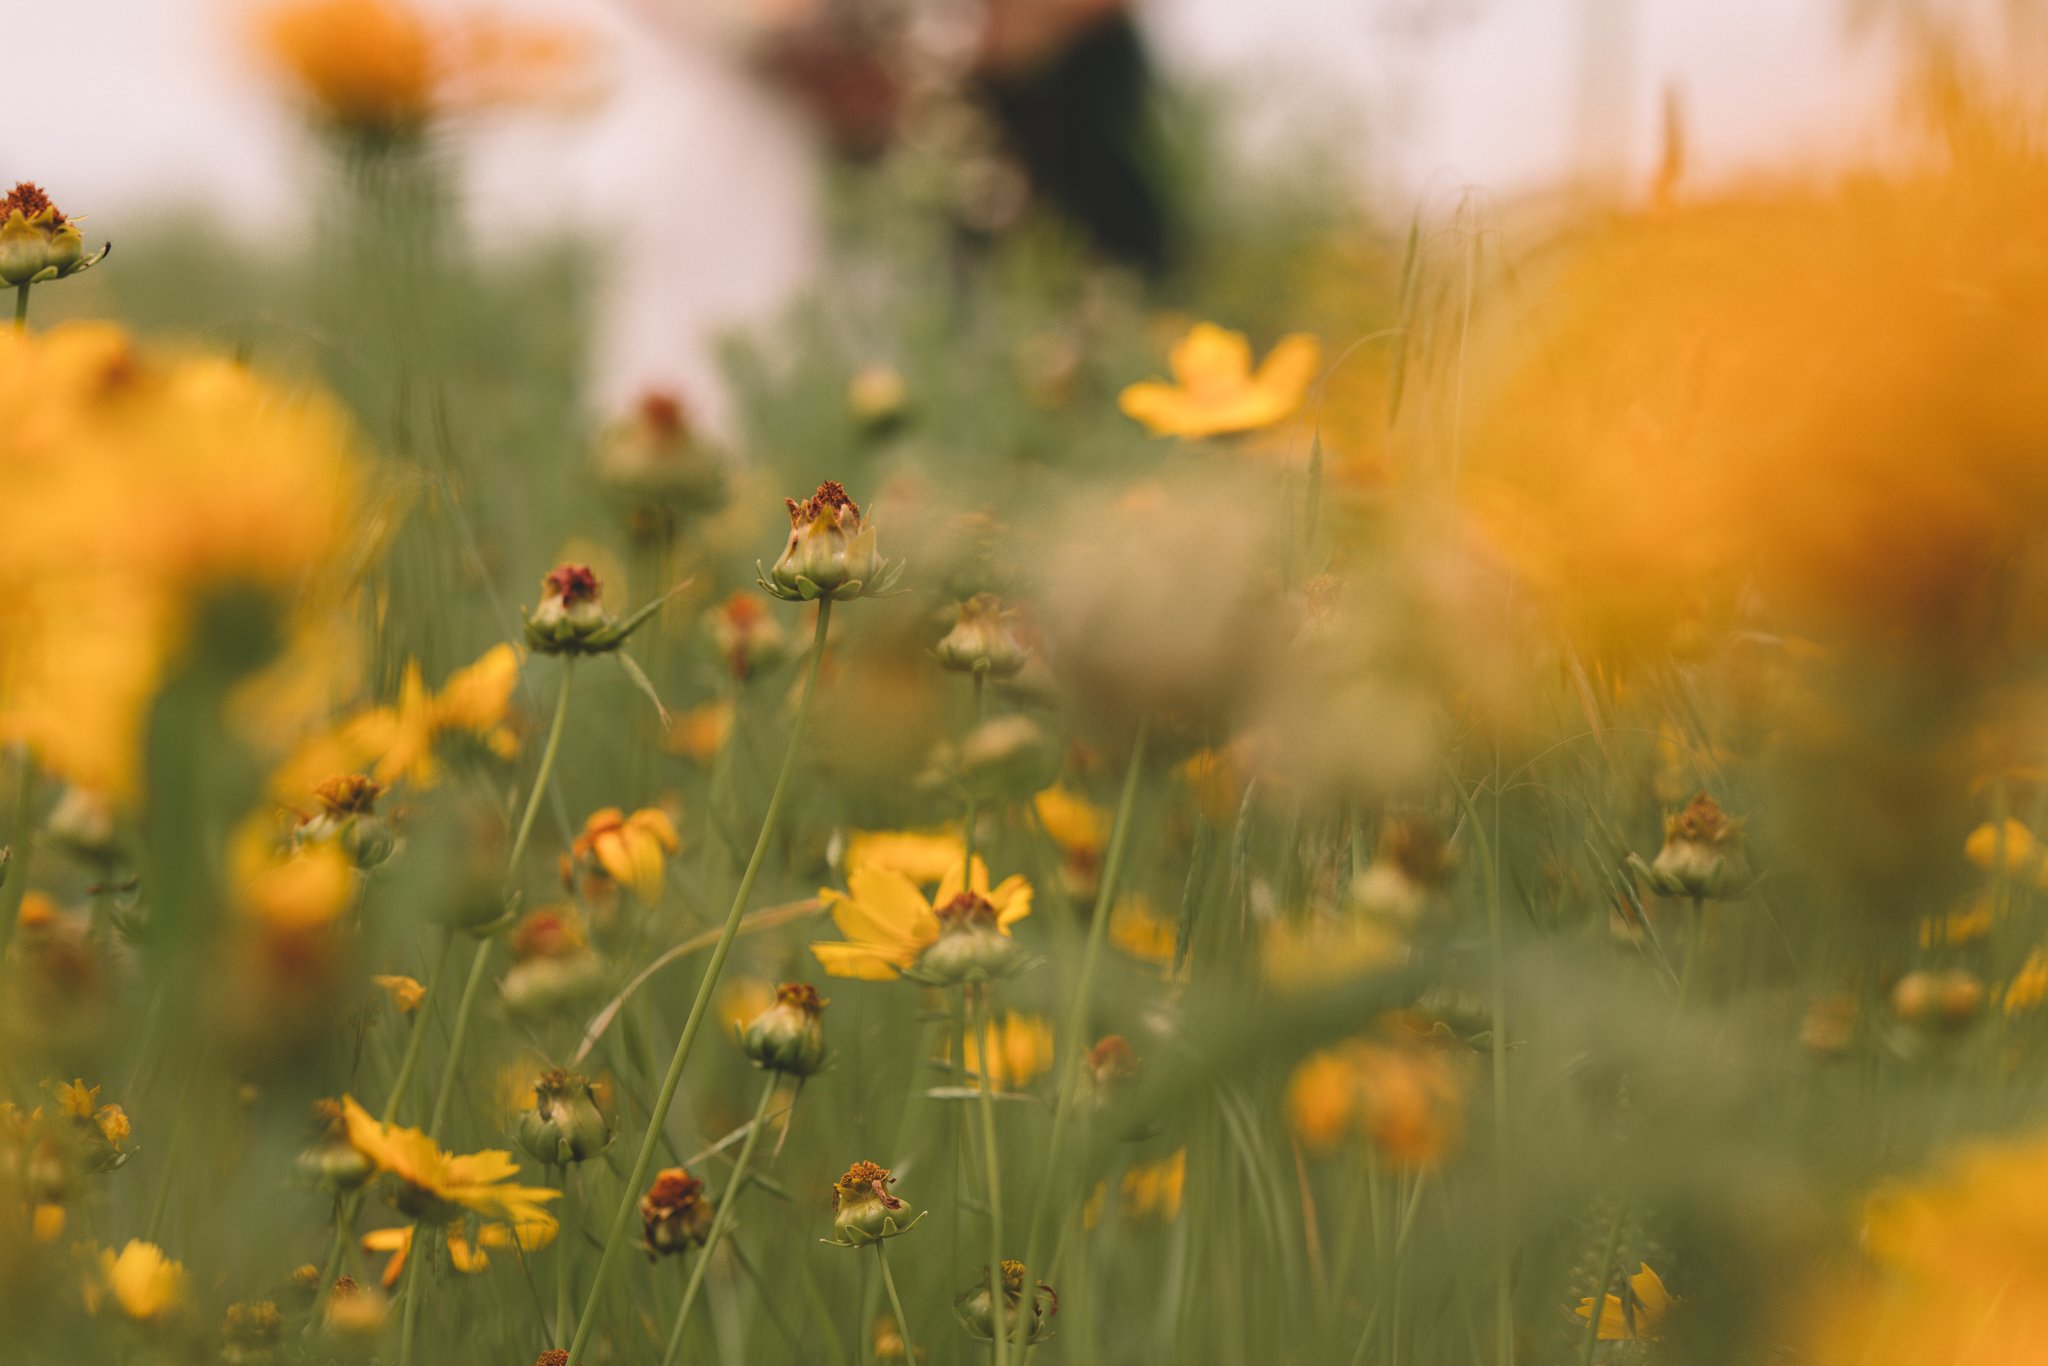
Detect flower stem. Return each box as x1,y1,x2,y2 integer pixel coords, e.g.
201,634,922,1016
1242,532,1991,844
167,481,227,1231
12,284,28,329
1011,716,1149,1356
565,599,834,1366
382,931,456,1123
1579,1196,1630,1366
396,1221,432,1366
972,985,1010,1366
962,670,988,867
876,1243,917,1366
659,1076,781,1366
555,1168,575,1345
425,659,575,1139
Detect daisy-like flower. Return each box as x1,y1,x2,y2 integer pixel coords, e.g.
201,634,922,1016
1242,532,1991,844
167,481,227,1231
955,1011,1054,1090
360,1213,558,1289
274,644,521,799
337,1096,558,1227
565,806,680,904
93,1240,186,1321
813,858,1032,983
1576,1263,1675,1341
1117,321,1320,439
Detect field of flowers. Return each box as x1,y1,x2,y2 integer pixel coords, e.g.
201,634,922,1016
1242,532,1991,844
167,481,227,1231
8,4,2048,1365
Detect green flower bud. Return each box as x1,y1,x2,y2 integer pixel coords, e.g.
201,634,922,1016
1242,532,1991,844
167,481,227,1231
933,594,1029,678
297,775,395,869
1644,792,1744,899
955,1261,1058,1345
593,390,728,520
513,1068,616,1166
914,891,1024,985
639,1167,715,1257
741,983,830,1077
761,482,902,603
826,1160,923,1247
0,183,107,289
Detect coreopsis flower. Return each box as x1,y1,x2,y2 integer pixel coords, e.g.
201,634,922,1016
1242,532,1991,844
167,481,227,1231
813,858,1033,983
1117,321,1320,439
296,774,394,868
741,982,830,1077
51,1079,129,1171
872,1316,911,1360
524,564,653,656
956,1260,1058,1345
1284,1037,1465,1169
337,1096,559,1227
1644,792,1744,898
0,183,107,289
499,908,607,1018
1351,820,1454,922
593,390,726,518
709,592,790,681
512,1068,615,1166
666,699,735,764
1086,1149,1186,1228
360,1212,557,1289
761,481,901,603
231,818,356,933
841,828,966,886
933,594,1029,678
1577,1263,1674,1342
320,1275,389,1335
2007,948,2048,1014
1034,784,1108,900
297,1099,373,1193
564,806,679,904
1891,969,1985,1029
1261,915,1405,993
826,1159,922,1247
277,644,522,799
222,1300,283,1364
1965,819,2048,885
93,1240,185,1321
956,1011,1054,1089
372,973,424,1014
1109,895,1177,969
256,0,589,136
640,1167,714,1256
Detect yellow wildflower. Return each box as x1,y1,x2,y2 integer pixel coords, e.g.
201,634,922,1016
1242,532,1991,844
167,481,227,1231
844,828,967,886
1118,322,1320,438
338,1096,558,1227
665,699,734,764
231,818,356,933
1109,895,1177,968
813,858,1032,981
360,1213,558,1289
2007,948,2048,1015
1086,1149,1186,1228
96,1240,186,1321
372,974,425,1014
1576,1263,1674,1341
1033,786,1108,857
957,1011,1055,1089
275,644,520,799
567,806,680,903
1966,819,2048,885
1285,1036,1465,1169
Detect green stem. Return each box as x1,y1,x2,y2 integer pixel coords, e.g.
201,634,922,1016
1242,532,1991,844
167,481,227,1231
554,1169,574,1346
0,751,37,961
660,1077,781,1366
425,660,575,1139
13,284,28,329
1579,1197,1630,1366
1012,716,1150,1356
395,1221,431,1366
876,1243,917,1366
382,931,456,1123
972,985,1010,1366
143,1062,202,1245
565,599,834,1366
963,670,988,868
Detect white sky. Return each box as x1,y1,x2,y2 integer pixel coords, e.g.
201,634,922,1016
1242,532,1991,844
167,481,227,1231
7,0,1905,423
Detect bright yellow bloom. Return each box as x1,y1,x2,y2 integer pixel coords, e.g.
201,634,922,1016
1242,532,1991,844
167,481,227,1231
274,644,521,800
338,1096,558,1227
360,1213,558,1289
97,1240,186,1321
1965,819,2048,885
1109,895,1177,968
1576,1263,1673,1341
569,806,680,903
843,828,967,886
231,817,357,933
813,858,1032,981
1033,786,1108,857
255,0,590,133
373,974,425,1013
958,1012,1055,1089
1118,322,1320,438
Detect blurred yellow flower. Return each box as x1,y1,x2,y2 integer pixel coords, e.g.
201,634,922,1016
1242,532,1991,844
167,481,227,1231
95,1240,185,1321
1118,322,1320,438
957,1011,1054,1089
844,828,966,886
568,806,680,903
274,644,521,800
360,1213,558,1289
1262,915,1404,993
1285,1036,1464,1169
1086,1149,1186,1228
1965,819,2048,883
232,818,357,933
813,858,1031,981
1109,895,1177,968
665,699,734,765
255,0,591,134
338,1096,558,1227
1576,1263,1673,1342
2006,948,2048,1015
1033,785,1108,856
372,974,425,1013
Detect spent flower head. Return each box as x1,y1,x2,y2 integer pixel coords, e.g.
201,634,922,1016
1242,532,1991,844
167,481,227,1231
761,481,902,602
741,982,831,1077
640,1167,714,1257
956,1260,1058,1345
826,1159,923,1247
0,183,108,290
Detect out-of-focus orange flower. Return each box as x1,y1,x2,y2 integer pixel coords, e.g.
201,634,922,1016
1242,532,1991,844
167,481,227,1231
567,806,679,904
1085,1149,1186,1228
372,974,424,1013
255,0,591,134
1119,323,1320,439
360,1213,557,1289
954,1011,1054,1089
1576,1263,1674,1341
1285,1033,1464,1169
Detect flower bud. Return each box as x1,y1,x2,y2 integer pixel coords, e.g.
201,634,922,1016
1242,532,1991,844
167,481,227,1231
955,1261,1058,1345
297,1099,373,1193
933,594,1029,678
847,365,909,433
223,1300,283,1365
1646,793,1743,899
710,592,790,681
827,1159,922,1246
513,1068,616,1166
524,564,615,655
593,390,727,520
762,481,900,602
297,775,395,869
741,983,830,1077
499,909,607,1019
0,183,107,289
915,891,1024,985
640,1167,715,1257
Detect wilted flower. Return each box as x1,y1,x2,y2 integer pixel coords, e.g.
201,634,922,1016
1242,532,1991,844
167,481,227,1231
1643,792,1744,899
0,183,107,290
297,774,395,867
741,983,830,1077
761,481,901,602
826,1159,922,1246
1117,321,1320,439
1576,1263,1674,1342
933,594,1029,678
500,908,607,1018
337,1096,559,1226
956,1260,1058,1344
1083,1035,1142,1101
814,857,1032,983
565,806,679,904
640,1167,714,1257
513,1069,615,1166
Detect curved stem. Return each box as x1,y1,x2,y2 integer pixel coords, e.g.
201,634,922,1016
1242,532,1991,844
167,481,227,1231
566,599,834,1366
382,931,456,1123
1011,716,1149,1355
424,660,575,1139
972,985,1009,1366
876,1243,916,1366
660,1076,781,1366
